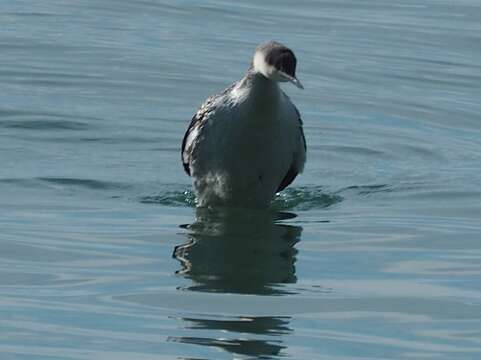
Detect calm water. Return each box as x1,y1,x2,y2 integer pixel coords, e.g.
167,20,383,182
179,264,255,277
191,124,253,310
2,1,481,359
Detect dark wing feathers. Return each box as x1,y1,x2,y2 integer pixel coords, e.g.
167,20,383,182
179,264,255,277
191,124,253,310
277,165,298,193
295,105,307,152
276,102,306,193
181,83,237,176
182,84,305,195
181,115,199,176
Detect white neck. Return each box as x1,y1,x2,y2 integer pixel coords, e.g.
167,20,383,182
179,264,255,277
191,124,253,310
253,51,275,79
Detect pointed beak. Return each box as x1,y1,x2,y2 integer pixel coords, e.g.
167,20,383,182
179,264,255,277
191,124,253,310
279,71,304,89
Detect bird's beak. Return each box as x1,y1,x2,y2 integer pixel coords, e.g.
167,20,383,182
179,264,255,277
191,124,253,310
279,71,304,89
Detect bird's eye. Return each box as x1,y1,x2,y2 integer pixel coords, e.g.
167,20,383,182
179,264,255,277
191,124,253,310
276,52,296,77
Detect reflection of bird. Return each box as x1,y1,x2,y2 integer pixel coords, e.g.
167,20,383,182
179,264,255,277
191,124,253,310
173,208,301,295
172,208,300,358
174,315,291,358
181,41,306,208
172,334,286,359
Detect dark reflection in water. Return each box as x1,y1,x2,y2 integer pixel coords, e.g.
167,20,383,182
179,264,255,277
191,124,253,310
174,207,302,295
171,316,290,358
171,207,302,359
173,335,285,358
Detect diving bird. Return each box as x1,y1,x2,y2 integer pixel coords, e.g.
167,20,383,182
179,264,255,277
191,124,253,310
181,41,306,208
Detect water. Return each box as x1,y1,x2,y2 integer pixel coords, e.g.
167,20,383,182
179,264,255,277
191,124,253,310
2,0,481,359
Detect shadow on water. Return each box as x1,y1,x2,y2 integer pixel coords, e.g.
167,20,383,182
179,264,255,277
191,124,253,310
171,207,302,359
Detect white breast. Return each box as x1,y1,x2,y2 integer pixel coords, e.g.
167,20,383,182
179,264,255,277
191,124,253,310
189,80,304,208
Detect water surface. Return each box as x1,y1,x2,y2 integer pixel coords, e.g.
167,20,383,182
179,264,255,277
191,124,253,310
2,1,481,359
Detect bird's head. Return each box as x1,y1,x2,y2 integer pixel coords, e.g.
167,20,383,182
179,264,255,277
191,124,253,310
252,41,303,89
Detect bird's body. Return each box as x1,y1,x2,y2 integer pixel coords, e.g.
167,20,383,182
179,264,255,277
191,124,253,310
182,41,306,208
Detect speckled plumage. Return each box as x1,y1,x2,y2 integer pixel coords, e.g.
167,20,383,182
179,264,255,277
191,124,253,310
181,41,306,208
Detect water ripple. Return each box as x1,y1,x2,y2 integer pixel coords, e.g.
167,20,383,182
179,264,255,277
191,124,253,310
139,189,196,207
37,177,129,191
1,119,90,131
139,185,342,211
272,187,342,211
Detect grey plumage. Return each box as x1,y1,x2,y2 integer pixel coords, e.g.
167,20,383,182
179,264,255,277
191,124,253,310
181,41,306,208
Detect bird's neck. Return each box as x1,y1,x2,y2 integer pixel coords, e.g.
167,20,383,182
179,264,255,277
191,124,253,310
242,70,280,103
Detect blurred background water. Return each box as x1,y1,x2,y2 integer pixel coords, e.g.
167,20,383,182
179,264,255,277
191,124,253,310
2,0,481,359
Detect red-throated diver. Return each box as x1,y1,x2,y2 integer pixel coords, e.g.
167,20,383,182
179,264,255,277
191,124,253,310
181,41,306,208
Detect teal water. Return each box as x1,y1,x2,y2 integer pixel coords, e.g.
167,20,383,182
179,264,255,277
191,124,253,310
2,1,481,359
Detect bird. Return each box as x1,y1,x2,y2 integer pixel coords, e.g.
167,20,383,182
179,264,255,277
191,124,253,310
181,41,306,209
